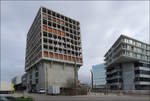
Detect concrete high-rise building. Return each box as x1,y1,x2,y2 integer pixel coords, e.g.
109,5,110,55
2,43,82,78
104,35,150,91
25,7,83,92
91,64,106,89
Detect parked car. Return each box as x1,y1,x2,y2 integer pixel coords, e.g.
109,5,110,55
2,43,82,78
31,89,37,93
37,89,46,94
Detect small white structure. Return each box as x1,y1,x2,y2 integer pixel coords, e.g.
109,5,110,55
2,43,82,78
0,81,13,93
47,86,60,94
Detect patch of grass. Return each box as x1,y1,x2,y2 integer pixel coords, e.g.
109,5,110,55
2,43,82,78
16,97,33,101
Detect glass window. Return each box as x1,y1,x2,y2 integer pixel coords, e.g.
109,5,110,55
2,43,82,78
143,50,146,54
144,55,146,60
146,51,149,55
133,53,137,57
138,48,142,53
148,56,150,61
129,40,132,44
147,45,150,50
138,42,141,47
127,45,131,50
137,54,141,59
129,52,133,56
125,38,128,43
132,41,135,45
134,47,136,52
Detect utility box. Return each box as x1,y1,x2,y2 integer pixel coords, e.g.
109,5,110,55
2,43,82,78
47,86,60,94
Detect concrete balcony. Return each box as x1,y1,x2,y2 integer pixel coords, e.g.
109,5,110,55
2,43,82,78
112,46,122,58
135,66,150,71
42,56,83,66
109,82,122,86
135,74,150,78
135,81,150,85
106,75,121,80
106,69,121,75
106,54,139,66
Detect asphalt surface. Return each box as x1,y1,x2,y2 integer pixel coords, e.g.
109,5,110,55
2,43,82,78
6,92,150,101
33,95,150,101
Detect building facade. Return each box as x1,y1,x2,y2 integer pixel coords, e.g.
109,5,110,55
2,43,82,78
91,64,106,89
22,73,27,89
12,75,22,91
25,7,83,92
104,35,150,91
12,75,22,86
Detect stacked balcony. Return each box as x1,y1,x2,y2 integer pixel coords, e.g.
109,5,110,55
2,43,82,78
25,7,83,71
105,35,150,66
41,7,83,65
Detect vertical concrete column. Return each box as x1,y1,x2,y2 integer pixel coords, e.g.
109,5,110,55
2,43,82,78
50,61,53,68
63,62,65,70
44,62,47,91
27,71,30,92
122,62,135,91
74,63,78,88
45,62,49,91
91,70,93,89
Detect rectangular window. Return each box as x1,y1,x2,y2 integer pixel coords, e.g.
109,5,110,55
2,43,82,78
147,45,150,50
59,54,63,59
48,27,52,33
142,44,146,49
137,54,141,59
133,53,136,57
52,17,56,22
43,45,48,50
79,58,82,63
62,32,65,36
129,40,132,44
36,79,38,84
68,56,71,61
57,19,60,23
43,19,47,25
44,51,48,57
54,53,58,58
48,21,52,26
49,52,53,57
64,55,67,60
43,13,47,19
76,58,79,62
137,48,142,53
57,30,61,35
143,50,146,54
35,72,38,77
42,8,47,13
72,57,76,61
53,29,57,34
48,16,51,20
43,31,47,37
60,20,64,25
43,25,47,31
129,52,133,57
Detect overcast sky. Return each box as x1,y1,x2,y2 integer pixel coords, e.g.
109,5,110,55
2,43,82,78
1,1,149,84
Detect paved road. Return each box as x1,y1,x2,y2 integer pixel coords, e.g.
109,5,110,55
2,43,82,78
8,92,150,101
33,95,150,101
